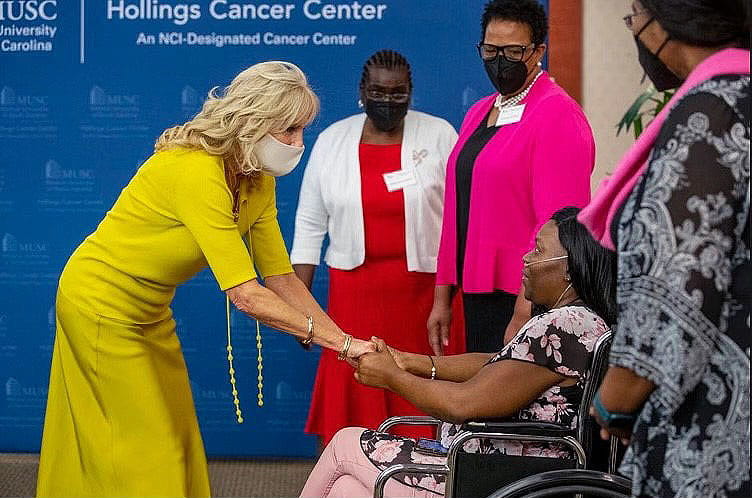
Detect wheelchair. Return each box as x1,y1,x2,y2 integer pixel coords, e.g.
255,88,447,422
373,331,621,498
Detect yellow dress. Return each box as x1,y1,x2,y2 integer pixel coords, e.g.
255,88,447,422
36,148,293,498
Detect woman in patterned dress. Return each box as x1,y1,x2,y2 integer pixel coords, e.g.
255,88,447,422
580,1,750,497
299,207,617,497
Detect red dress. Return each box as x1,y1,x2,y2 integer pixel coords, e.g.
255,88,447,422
305,143,466,445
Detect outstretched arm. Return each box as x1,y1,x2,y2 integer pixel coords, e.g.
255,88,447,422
357,339,563,424
226,276,374,358
390,346,494,383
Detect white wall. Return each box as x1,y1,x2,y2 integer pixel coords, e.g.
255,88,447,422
582,0,650,191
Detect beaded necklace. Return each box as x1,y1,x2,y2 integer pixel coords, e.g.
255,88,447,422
225,177,263,424
225,298,263,423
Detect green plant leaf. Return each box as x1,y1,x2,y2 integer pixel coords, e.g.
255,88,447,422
633,116,644,139
617,87,658,136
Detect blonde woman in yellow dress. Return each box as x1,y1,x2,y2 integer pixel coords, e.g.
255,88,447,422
36,61,374,498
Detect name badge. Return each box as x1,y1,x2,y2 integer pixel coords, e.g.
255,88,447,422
383,168,417,192
495,104,526,126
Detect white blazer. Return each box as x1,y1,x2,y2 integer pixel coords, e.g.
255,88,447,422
290,110,458,272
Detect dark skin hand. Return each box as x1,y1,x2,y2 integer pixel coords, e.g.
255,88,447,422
591,366,655,443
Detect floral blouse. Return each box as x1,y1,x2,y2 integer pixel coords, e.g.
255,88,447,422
360,305,609,494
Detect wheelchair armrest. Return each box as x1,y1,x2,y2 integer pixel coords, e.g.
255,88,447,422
446,426,588,468
373,463,448,498
377,415,442,433
461,421,574,438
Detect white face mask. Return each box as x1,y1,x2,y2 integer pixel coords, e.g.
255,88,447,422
254,133,304,177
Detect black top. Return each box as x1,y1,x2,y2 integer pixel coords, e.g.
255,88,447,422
455,110,501,283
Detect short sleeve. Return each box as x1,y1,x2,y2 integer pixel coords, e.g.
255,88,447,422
494,307,606,379
248,177,294,278
171,154,256,290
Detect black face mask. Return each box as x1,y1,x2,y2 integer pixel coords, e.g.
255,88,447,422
483,55,530,95
364,99,409,132
634,18,683,91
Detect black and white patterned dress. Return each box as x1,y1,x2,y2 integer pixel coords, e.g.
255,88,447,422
612,73,750,497
359,305,610,495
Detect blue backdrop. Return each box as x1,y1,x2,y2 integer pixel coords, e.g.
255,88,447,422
0,0,547,457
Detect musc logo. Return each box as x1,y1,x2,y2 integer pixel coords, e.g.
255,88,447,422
1,233,17,252
45,159,95,180
2,233,47,252
0,86,48,106
5,377,20,397
181,85,199,108
3,378,46,397
89,85,139,106
0,0,57,21
275,381,310,401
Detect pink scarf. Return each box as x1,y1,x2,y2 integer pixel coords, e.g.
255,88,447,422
578,48,750,250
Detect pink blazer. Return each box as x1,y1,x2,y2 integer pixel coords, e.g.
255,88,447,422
436,72,595,294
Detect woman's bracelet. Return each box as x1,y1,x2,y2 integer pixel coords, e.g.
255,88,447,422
428,355,437,380
337,333,353,361
301,315,314,345
592,391,638,430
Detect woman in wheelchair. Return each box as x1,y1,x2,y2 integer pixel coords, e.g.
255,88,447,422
300,207,617,497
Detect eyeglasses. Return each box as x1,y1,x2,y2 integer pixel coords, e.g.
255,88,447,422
623,10,649,29
477,43,531,62
364,88,410,103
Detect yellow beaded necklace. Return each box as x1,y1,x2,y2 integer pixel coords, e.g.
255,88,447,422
225,297,264,424
225,175,263,424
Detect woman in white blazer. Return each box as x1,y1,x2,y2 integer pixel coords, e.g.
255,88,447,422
291,50,464,445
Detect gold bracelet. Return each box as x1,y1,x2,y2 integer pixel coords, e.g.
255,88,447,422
302,315,314,345
337,334,353,361
428,355,437,380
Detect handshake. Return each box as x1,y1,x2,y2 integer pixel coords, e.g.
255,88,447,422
345,336,410,391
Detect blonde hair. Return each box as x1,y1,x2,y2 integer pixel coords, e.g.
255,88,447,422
155,61,319,176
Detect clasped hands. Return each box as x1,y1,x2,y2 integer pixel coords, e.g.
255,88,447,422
346,336,407,390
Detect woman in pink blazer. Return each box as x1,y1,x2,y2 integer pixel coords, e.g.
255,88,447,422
428,0,596,354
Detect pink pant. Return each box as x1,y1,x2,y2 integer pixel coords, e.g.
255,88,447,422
300,427,439,498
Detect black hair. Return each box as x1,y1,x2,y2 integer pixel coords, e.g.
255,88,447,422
640,0,750,49
551,207,617,326
480,0,548,46
359,50,412,91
